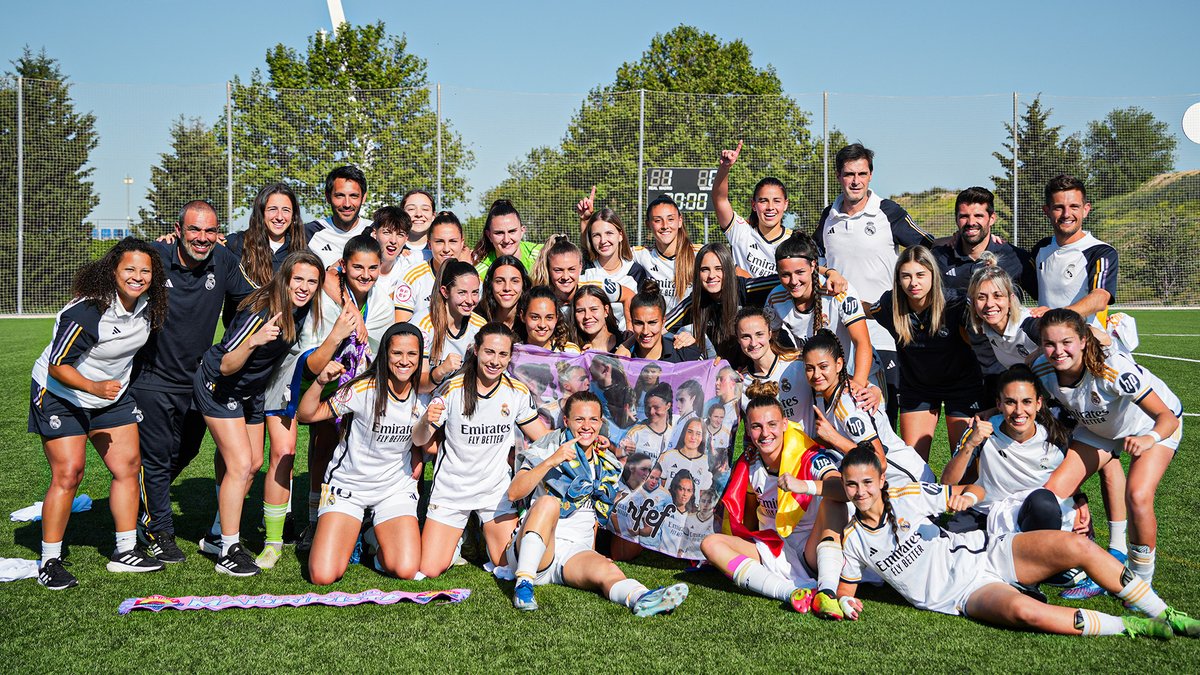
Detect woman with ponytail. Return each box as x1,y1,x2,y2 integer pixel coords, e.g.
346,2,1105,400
421,260,486,390
296,323,426,584
712,140,794,277
699,380,848,617
802,330,934,484
631,196,698,314
473,198,542,275
531,234,583,307
571,284,627,353
734,306,811,428
833,445,1198,638
1034,309,1183,586
412,323,551,578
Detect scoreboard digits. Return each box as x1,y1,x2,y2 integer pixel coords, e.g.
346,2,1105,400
647,167,717,213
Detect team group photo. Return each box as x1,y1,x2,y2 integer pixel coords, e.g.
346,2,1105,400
4,1,1200,671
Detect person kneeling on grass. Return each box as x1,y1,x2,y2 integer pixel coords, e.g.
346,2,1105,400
296,323,427,584
505,390,689,616
822,444,1199,639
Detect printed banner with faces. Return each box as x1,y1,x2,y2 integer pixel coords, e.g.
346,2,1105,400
509,345,742,560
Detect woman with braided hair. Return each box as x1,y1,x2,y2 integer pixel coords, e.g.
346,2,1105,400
833,445,1199,638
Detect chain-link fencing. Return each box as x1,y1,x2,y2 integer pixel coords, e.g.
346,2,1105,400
1,78,1197,313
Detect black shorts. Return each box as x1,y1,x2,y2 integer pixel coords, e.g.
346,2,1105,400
897,388,986,418
192,371,265,424
28,380,142,439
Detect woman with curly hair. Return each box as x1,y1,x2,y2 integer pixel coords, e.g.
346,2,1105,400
30,237,170,589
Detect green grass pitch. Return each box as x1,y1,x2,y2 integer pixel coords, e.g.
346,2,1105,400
1,311,1198,671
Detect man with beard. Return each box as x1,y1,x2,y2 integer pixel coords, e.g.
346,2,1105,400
306,166,372,270
931,186,1036,298
132,200,254,563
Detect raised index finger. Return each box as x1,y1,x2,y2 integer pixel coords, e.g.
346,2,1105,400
589,185,596,201
812,405,828,420
735,139,743,154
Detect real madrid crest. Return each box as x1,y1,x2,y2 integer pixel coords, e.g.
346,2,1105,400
864,223,876,236
1091,391,1103,406
205,272,216,291
501,403,510,416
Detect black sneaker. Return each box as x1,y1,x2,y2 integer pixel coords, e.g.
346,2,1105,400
215,543,260,577
38,558,78,590
143,531,186,564
198,531,222,556
107,548,166,573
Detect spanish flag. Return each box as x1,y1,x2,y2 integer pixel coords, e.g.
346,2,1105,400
721,421,821,555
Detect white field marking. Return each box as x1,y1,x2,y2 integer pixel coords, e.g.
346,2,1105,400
1145,333,1200,337
1134,352,1200,364
1183,413,1200,417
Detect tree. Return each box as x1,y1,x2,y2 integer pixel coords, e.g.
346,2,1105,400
991,96,1085,244
135,116,228,237
478,25,839,244
1084,106,1176,201
225,21,472,215
0,48,99,313
1127,206,1200,305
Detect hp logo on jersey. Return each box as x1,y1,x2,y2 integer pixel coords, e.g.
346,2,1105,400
1118,372,1141,395
847,418,867,437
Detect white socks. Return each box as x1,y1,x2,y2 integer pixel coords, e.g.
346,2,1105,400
114,529,136,554
514,532,547,582
608,578,648,609
1117,567,1167,618
816,540,843,594
1074,609,1126,636
1108,520,1128,554
40,540,62,566
1129,544,1156,583
220,533,239,556
729,554,795,602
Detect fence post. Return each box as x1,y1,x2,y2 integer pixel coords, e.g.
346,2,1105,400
226,81,234,228
1012,91,1019,248
822,91,829,207
16,76,24,315
637,89,645,245
436,83,443,208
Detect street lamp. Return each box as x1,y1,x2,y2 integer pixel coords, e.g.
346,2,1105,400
123,174,134,233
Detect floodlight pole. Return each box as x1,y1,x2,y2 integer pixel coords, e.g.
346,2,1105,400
1012,92,1019,248
16,76,24,314
637,89,645,245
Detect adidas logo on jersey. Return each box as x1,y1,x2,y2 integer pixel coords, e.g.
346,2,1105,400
165,279,173,288
112,327,122,336
322,244,333,251
947,268,956,276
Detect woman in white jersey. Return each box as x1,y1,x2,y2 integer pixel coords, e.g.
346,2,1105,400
700,380,847,617
574,195,644,331
421,260,486,389
507,391,689,615
712,140,794,278
631,195,698,315
413,323,551,577
297,322,426,584
802,330,934,484
767,233,879,410
30,238,170,589
734,307,811,428
479,255,529,330
658,417,713,492
1035,309,1183,584
833,446,1199,639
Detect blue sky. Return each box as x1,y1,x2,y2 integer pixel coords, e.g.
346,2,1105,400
4,0,1199,225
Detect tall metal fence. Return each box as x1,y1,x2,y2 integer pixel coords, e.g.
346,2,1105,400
2,77,1198,313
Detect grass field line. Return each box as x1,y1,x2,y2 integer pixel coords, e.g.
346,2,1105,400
1134,352,1200,364
1145,333,1200,337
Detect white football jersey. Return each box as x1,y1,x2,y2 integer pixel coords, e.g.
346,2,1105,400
632,245,695,314
980,308,1040,368
657,448,713,493
429,373,538,509
740,354,814,431
841,482,993,616
723,213,792,278
580,260,640,331
823,389,935,484
968,417,1063,511
623,422,674,463
392,261,437,325
418,312,486,373
516,429,598,544
1033,350,1181,441
747,457,821,545
326,379,425,494
766,280,871,380
308,217,372,270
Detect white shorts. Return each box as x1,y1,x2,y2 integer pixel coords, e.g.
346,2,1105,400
318,481,419,525
1071,420,1182,456
754,529,816,587
957,532,1018,616
505,535,593,586
984,490,1075,537
426,489,517,529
